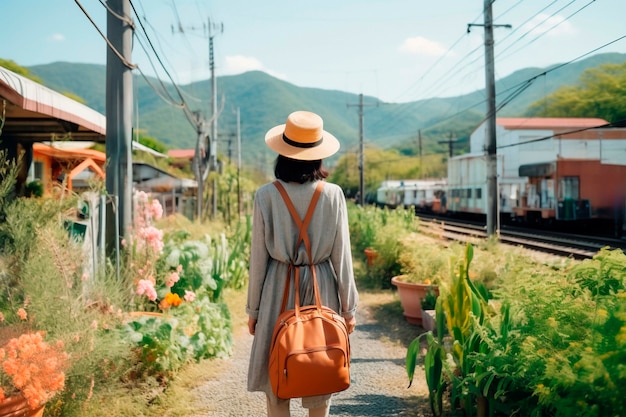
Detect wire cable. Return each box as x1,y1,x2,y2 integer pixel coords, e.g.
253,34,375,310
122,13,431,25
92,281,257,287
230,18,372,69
497,117,626,149
98,0,133,26
128,0,200,126
498,0,595,61
74,0,137,69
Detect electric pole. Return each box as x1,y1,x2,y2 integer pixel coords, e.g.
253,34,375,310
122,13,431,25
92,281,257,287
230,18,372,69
347,93,376,206
417,130,423,174
172,18,223,220
468,1,511,237
208,19,223,219
105,0,134,255
438,132,458,158
192,111,208,220
236,108,242,217
218,132,236,164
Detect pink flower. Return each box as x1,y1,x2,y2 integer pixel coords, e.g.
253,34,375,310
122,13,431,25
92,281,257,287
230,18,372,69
17,308,27,321
165,271,180,288
136,226,164,253
150,199,163,220
136,279,157,301
184,291,196,302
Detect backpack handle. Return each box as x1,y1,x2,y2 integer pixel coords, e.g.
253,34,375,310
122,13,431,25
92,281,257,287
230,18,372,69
274,181,325,315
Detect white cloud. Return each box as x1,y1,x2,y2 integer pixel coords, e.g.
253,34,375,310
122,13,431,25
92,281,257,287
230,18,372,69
521,14,575,37
224,55,263,73
51,33,65,42
399,36,447,56
223,55,287,80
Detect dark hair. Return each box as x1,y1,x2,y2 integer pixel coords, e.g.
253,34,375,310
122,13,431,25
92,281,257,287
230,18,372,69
274,155,329,184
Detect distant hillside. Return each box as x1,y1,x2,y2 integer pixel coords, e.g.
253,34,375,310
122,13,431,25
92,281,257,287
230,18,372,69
26,52,626,164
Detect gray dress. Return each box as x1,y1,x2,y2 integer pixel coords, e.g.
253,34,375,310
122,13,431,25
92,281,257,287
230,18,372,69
246,179,359,402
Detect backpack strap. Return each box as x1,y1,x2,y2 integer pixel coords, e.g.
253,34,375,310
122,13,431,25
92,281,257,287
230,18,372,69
274,181,325,314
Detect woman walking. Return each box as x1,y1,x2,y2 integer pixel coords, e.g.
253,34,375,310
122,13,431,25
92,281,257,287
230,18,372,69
246,111,359,417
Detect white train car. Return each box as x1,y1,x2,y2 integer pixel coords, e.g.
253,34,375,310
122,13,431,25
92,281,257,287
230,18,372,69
376,179,447,211
446,153,526,218
376,180,405,208
402,179,447,212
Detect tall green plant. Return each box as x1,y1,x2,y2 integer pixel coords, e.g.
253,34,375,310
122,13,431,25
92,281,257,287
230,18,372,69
407,244,500,417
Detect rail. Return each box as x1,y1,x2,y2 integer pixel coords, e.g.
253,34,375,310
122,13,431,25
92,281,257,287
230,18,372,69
416,216,622,259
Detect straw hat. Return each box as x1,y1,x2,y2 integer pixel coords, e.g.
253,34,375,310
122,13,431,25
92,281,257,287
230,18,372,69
265,111,340,160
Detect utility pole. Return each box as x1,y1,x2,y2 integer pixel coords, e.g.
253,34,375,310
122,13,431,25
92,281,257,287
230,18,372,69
105,0,134,255
438,132,458,158
417,130,423,170
468,1,511,237
347,94,376,205
192,111,208,220
172,18,222,220
208,19,223,219
218,132,236,164
236,108,242,217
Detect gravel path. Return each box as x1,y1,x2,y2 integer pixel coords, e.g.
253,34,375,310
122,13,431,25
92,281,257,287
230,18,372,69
189,292,432,417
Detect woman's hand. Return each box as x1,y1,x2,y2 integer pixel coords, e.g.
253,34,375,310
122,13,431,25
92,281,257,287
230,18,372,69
248,317,257,335
345,316,356,334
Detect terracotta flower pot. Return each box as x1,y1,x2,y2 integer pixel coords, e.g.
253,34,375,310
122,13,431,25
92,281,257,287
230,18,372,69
363,248,378,266
0,395,44,417
391,276,439,325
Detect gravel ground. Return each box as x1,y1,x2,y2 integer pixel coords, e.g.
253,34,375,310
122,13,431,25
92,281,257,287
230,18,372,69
189,291,434,417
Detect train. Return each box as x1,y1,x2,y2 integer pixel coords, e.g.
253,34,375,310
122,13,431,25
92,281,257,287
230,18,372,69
375,117,626,237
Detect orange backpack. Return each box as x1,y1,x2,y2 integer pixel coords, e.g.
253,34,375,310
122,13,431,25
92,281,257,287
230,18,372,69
268,181,351,399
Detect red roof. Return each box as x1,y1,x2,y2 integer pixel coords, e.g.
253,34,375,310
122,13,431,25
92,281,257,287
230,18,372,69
34,143,106,163
168,149,195,159
497,117,609,130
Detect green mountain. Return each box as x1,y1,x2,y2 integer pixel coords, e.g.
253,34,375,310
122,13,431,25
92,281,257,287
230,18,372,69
26,52,626,163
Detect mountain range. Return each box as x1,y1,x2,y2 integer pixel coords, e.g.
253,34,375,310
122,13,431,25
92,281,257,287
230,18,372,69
26,52,626,165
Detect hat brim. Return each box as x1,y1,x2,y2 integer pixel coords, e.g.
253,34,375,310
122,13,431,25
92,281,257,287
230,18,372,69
265,124,340,161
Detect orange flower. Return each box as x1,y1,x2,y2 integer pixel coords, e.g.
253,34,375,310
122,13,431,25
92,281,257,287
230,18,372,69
17,308,27,321
0,331,68,409
160,292,183,309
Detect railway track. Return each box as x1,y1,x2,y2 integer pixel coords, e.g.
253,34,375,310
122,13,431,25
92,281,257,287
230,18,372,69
417,216,626,259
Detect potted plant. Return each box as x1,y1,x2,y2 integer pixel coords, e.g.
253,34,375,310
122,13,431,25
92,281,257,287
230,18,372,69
0,327,69,417
391,233,458,324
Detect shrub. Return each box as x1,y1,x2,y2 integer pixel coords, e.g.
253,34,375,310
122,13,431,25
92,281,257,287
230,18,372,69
348,204,418,289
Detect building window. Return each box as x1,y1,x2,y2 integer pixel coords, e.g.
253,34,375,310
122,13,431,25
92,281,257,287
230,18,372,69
559,176,579,200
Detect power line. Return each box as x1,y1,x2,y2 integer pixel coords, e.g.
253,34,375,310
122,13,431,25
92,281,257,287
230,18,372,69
129,0,197,124
498,0,595,61
383,0,583,127
390,9,485,103
74,0,136,69
387,33,626,145
497,117,626,149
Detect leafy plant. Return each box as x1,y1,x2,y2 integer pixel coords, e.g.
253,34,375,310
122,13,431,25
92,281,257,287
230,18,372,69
397,233,459,285
568,247,626,296
348,204,418,289
420,287,439,310
407,243,519,417
123,296,232,379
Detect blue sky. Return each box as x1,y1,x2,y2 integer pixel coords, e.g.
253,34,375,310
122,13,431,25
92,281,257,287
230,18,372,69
1,0,624,103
